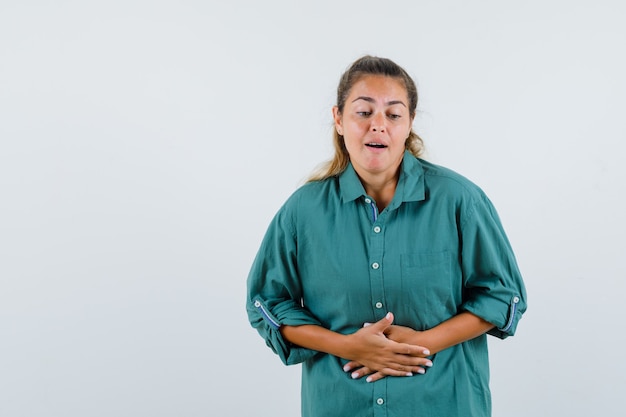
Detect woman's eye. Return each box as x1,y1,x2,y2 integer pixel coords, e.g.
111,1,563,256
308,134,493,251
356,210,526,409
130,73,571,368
357,111,371,117
388,114,401,120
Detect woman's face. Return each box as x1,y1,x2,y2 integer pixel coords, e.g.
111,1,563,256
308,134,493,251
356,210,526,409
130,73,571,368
333,75,413,183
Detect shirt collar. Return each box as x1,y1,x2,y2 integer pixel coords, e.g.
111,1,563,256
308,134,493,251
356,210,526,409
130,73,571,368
339,151,426,204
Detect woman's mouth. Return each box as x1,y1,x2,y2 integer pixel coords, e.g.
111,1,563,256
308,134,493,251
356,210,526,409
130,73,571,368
366,142,387,149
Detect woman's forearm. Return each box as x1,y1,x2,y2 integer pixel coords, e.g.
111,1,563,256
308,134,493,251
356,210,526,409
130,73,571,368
280,314,433,378
394,312,494,355
280,324,350,358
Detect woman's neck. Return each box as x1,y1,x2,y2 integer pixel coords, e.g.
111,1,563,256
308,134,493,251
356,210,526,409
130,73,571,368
360,172,399,212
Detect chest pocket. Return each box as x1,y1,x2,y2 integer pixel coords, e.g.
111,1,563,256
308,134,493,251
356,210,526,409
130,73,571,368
400,251,455,329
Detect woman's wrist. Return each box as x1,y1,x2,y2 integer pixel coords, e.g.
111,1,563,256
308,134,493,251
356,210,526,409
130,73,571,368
281,324,351,358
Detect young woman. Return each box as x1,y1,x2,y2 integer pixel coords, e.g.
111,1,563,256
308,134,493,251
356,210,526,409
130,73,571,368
246,55,527,417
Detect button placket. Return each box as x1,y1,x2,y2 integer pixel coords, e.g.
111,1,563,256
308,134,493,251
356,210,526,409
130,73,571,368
368,209,387,417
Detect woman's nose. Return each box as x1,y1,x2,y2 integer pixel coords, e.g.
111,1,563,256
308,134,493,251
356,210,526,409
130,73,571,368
370,113,386,132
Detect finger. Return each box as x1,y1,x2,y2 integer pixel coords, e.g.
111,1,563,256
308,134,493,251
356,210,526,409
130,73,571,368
376,367,415,379
407,361,433,374
343,361,363,372
374,349,433,372
365,371,386,383
402,357,434,371
368,312,394,333
350,366,373,379
395,342,430,357
352,367,413,381
366,365,429,382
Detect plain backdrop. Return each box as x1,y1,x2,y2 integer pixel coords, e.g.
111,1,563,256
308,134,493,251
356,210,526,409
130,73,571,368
1,1,625,416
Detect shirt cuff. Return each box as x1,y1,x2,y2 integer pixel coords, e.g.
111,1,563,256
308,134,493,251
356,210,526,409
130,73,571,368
248,296,322,365
462,294,524,340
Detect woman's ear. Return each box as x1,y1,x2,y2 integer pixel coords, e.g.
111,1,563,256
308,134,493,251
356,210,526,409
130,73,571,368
332,106,343,135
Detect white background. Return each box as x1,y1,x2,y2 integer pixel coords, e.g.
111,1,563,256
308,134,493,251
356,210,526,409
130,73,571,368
1,1,625,416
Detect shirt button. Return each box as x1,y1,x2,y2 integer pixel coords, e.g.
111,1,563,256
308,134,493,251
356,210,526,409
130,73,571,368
364,198,372,204
373,226,381,233
377,398,384,405
375,302,383,309
513,296,520,303
371,262,380,270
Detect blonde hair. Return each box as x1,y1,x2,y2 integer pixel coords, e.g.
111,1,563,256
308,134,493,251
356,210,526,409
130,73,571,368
308,56,424,182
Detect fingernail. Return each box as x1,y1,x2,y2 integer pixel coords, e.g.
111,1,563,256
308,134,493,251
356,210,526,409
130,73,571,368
366,376,373,383
351,372,359,379
423,349,430,355
385,312,392,320
417,368,425,374
425,361,433,367
343,364,351,372
405,372,413,377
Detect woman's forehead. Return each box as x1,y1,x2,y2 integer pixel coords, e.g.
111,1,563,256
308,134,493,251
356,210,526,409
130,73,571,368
347,75,409,104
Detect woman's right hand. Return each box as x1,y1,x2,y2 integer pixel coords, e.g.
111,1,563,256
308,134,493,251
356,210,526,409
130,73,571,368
342,312,432,383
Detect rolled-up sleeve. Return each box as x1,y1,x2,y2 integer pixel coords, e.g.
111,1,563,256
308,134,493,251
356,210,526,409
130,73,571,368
459,193,527,339
246,203,322,365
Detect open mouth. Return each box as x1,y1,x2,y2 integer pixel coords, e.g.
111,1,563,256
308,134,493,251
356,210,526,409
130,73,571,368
366,143,387,149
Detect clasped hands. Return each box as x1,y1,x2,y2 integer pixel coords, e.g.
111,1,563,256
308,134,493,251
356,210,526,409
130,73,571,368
342,312,432,383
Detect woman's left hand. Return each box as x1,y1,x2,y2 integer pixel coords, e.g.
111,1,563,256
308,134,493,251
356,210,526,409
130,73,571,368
343,325,431,382
384,325,422,344
345,312,496,382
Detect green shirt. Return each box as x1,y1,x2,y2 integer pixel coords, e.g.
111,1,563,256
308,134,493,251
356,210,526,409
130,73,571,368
247,152,527,417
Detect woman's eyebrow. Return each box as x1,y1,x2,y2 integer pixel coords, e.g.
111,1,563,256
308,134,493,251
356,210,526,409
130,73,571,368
351,96,407,107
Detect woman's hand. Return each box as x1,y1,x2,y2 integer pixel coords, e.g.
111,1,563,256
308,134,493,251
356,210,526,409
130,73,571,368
342,312,432,383
384,324,424,344
343,312,495,382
